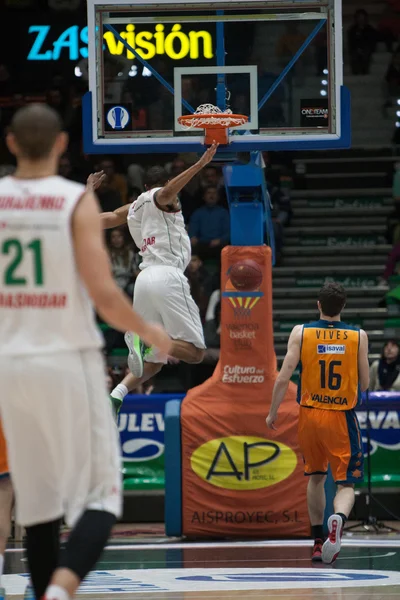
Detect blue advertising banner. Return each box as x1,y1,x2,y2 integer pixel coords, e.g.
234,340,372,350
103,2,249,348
356,392,400,487
117,392,400,491
118,394,184,491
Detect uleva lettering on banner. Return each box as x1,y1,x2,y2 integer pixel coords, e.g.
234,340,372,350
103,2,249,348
191,436,297,491
118,412,165,433
28,24,214,61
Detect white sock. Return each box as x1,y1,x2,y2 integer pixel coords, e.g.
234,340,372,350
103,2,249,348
111,383,128,401
45,584,70,600
0,553,3,583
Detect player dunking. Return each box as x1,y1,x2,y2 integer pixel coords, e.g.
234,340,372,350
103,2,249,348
0,104,171,600
266,283,370,563
101,143,218,414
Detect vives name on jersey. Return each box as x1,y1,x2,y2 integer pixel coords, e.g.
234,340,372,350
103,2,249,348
315,329,349,340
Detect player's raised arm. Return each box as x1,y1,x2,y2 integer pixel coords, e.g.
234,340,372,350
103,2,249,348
72,190,172,355
156,142,219,206
358,329,370,392
100,203,131,229
266,325,302,430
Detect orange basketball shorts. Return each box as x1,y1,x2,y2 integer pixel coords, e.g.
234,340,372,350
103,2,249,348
0,419,9,478
298,406,364,484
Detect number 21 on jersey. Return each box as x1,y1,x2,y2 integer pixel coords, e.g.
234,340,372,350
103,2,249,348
1,238,44,286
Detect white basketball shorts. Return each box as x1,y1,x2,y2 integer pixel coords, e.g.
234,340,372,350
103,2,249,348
0,349,122,527
134,265,205,364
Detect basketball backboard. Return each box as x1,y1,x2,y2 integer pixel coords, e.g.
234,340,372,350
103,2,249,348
84,0,349,154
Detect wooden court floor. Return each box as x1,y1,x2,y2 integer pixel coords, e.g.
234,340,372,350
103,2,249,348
3,526,400,600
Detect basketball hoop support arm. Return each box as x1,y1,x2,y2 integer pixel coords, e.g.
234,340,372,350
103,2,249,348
223,152,275,264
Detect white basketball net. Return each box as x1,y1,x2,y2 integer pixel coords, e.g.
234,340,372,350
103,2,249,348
179,104,247,128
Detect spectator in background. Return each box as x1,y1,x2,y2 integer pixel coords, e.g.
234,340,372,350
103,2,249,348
169,156,200,220
46,88,68,120
185,254,215,319
348,9,377,75
101,158,128,204
269,177,292,264
384,50,400,117
378,3,400,52
276,23,306,65
96,173,123,213
386,163,400,243
108,227,140,298
189,186,230,259
195,165,226,207
382,242,400,283
121,90,147,130
370,340,400,391
58,154,82,182
203,301,221,364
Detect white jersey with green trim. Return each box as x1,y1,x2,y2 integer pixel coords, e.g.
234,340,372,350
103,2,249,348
127,187,191,272
0,175,102,356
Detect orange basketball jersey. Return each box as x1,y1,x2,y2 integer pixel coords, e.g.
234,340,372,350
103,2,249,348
297,320,360,411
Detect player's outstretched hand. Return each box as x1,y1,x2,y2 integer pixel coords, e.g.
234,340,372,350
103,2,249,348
87,170,106,191
266,413,277,431
198,141,219,168
141,323,173,356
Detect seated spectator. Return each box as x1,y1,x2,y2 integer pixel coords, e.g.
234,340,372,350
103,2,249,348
169,157,200,220
58,154,82,182
108,227,140,298
268,170,293,262
187,302,221,388
185,254,216,319
121,90,147,130
96,168,123,212
382,242,400,283
370,340,400,391
378,4,400,53
348,9,377,75
384,49,400,116
189,186,230,259
203,301,221,364
386,167,400,243
100,158,129,204
276,23,306,64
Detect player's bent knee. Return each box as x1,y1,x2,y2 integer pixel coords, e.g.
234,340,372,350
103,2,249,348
337,483,354,490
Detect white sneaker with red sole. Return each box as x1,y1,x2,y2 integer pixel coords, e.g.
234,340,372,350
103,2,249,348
322,514,344,564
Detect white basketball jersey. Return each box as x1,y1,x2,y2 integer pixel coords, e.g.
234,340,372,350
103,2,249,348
127,187,191,271
0,175,102,356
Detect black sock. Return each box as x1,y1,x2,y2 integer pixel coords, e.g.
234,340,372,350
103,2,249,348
336,512,347,524
311,524,324,541
25,519,61,600
60,509,116,581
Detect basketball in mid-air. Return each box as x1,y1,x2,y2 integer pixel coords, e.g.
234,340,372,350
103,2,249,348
229,260,263,292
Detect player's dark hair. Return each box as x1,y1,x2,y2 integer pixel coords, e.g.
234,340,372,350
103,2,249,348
145,166,169,189
10,103,62,160
318,282,346,317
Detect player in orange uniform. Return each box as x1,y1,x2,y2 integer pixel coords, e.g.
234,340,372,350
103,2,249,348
0,420,13,600
266,282,370,564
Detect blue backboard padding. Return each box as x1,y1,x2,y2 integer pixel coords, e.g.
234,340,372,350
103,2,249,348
164,399,183,537
224,164,265,188
83,86,351,154
230,203,265,246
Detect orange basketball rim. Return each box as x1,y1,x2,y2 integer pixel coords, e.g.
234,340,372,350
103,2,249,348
178,104,248,145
